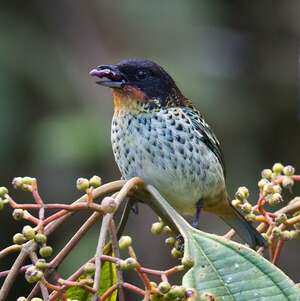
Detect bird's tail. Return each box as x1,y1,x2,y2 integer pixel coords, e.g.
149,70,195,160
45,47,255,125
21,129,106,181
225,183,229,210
221,204,266,248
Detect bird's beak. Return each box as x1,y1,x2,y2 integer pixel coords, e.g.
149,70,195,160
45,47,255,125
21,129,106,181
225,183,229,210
89,65,126,88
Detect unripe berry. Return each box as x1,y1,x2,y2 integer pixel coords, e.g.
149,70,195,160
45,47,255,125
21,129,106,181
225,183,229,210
35,233,47,244
158,281,171,294
22,225,36,240
240,203,252,214
150,281,158,288
282,176,294,188
167,286,186,299
263,183,274,195
12,209,25,221
13,233,27,245
261,233,271,246
163,225,173,235
269,193,283,205
261,169,272,179
89,175,102,188
39,246,53,258
281,231,293,240
117,260,128,271
235,186,249,200
31,298,43,301
290,230,300,240
12,177,23,189
35,259,48,270
101,196,117,213
294,223,300,230
0,199,4,210
25,266,43,283
76,177,90,191
151,222,164,235
17,297,27,301
272,227,282,239
118,236,132,250
124,257,139,270
171,247,183,259
165,237,175,247
0,187,8,197
272,163,284,174
273,184,282,194
245,213,256,222
84,262,96,273
275,213,287,225
283,165,295,176
258,178,269,189
22,177,37,186
181,256,194,269
231,199,241,208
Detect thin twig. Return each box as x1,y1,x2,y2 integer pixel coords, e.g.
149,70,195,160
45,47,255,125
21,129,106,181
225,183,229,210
109,219,125,301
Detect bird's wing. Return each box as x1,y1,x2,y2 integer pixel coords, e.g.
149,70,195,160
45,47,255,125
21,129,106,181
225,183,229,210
183,107,226,177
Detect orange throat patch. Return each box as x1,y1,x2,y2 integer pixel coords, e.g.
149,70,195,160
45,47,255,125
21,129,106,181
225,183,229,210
112,87,147,116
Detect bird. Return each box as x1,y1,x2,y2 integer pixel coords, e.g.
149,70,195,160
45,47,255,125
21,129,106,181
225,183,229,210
89,58,265,248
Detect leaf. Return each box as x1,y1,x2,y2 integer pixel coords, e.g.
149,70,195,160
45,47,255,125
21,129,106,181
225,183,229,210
146,185,300,301
63,261,117,301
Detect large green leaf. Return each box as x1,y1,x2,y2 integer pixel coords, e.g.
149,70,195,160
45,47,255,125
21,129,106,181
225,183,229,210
63,260,117,301
146,185,300,301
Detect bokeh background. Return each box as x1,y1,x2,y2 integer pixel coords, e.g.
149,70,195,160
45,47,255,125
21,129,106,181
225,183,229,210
1,1,300,299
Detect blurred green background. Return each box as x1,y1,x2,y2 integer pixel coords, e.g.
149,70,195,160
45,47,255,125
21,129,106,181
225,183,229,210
1,1,300,299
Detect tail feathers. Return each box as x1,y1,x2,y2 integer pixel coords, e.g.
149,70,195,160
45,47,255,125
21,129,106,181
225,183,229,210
221,205,266,248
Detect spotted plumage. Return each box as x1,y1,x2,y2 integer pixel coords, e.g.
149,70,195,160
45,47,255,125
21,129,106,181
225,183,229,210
90,58,265,248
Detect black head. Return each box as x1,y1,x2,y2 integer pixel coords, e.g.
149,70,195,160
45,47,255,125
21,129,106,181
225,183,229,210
90,59,186,107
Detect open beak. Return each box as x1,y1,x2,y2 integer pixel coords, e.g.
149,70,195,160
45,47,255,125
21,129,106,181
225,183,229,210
89,65,126,88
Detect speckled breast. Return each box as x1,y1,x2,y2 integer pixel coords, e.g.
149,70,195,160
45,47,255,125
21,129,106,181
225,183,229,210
111,107,225,214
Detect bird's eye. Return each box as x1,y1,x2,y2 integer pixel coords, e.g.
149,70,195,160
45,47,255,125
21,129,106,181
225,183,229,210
136,70,148,80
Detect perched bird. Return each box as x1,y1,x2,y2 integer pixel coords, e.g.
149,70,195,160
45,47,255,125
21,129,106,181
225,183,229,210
90,59,265,248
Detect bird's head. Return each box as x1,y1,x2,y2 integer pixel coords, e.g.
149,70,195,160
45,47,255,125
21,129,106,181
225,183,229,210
90,59,189,114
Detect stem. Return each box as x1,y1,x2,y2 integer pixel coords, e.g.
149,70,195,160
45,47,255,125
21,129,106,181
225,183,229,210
92,215,110,301
108,219,125,301
0,244,22,260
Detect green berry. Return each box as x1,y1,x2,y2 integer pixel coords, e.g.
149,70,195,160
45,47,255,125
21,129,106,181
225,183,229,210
269,193,283,205
0,199,4,210
89,175,102,188
272,163,284,174
76,177,90,191
275,213,287,225
31,298,43,301
258,178,269,189
39,246,53,258
272,227,282,239
151,222,164,235
163,225,173,235
150,281,158,288
165,237,175,247
283,165,295,176
22,177,37,185
101,196,117,213
158,281,171,294
25,266,43,283
263,183,274,195
0,187,8,197
171,247,183,259
84,262,96,273
282,176,294,188
273,184,282,194
118,259,128,271
231,199,241,208
35,259,48,270
22,225,36,240
165,286,186,300
261,169,272,179
240,203,252,214
17,297,27,301
124,257,139,270
235,186,249,200
245,213,256,222
13,233,27,245
118,236,132,250
181,256,194,269
12,209,25,221
12,177,23,189
35,233,47,244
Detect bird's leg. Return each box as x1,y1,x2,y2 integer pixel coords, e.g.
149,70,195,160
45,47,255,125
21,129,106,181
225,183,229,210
192,199,203,229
